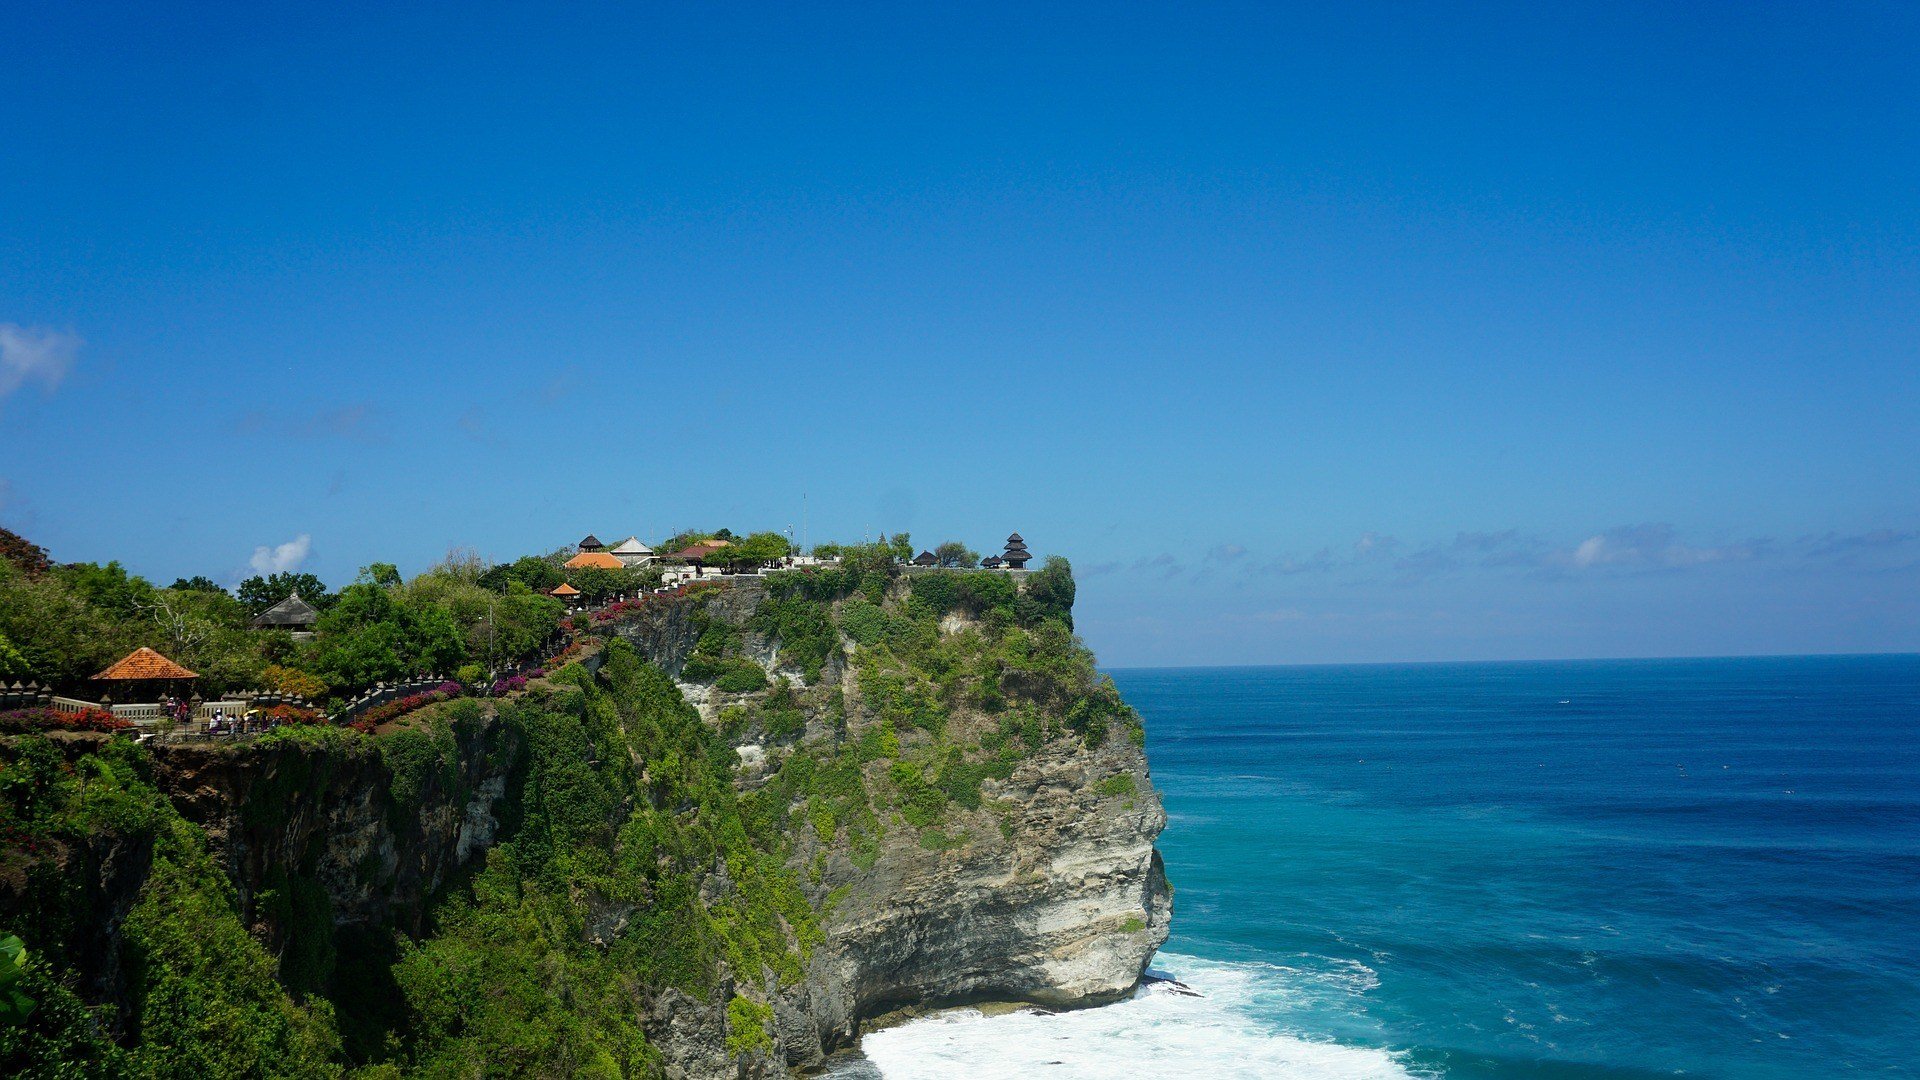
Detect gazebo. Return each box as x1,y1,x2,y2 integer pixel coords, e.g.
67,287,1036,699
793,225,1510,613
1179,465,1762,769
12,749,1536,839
912,550,938,566
251,593,320,634
1001,533,1032,569
577,534,606,553
548,582,582,608
92,647,198,705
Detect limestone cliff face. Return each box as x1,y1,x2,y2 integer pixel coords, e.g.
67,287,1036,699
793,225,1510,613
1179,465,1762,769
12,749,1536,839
10,578,1169,1077
787,730,1170,1057
147,718,517,944
611,586,1172,1073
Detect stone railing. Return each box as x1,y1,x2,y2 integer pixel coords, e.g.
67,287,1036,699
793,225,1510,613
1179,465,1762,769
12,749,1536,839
1,682,56,710
327,677,451,725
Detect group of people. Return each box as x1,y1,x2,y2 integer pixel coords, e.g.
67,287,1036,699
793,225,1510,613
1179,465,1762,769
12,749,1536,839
158,694,281,737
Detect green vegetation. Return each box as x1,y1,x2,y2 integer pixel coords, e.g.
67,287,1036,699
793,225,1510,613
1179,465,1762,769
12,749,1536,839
386,641,823,1073
0,737,340,1078
0,525,1147,1077
0,528,566,705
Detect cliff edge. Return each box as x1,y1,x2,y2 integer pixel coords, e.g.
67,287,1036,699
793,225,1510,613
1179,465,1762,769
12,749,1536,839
0,560,1169,1078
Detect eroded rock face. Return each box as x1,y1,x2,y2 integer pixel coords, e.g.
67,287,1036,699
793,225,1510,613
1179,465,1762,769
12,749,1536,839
53,584,1168,1077
147,718,518,941
781,729,1169,1066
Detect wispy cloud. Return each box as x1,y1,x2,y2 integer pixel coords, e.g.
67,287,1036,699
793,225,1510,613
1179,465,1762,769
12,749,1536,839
1091,522,1917,594
0,324,82,403
1562,523,1763,571
249,534,313,574
1206,543,1248,564
238,403,381,441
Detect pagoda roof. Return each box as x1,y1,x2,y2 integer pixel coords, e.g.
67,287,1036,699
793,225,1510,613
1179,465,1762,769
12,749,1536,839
912,551,938,565
565,551,625,570
94,647,198,681
578,534,604,550
609,537,653,555
251,593,319,628
549,582,580,596
1006,532,1025,543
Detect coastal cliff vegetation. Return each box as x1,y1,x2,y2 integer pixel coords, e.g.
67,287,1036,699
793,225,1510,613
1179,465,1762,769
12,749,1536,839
0,526,1166,1078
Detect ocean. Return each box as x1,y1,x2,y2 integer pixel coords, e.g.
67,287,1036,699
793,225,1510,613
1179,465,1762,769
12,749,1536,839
844,655,1920,1079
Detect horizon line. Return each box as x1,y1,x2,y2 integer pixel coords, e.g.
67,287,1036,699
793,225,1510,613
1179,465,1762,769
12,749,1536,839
1101,650,1920,672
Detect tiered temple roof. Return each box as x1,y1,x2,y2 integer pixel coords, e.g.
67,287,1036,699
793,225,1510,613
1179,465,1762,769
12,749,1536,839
1002,532,1032,568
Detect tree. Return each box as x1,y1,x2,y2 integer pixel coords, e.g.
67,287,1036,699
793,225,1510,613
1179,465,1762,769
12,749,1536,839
0,527,52,577
1018,555,1076,630
934,542,979,568
360,563,402,588
237,572,330,617
169,576,228,595
0,629,29,681
702,532,790,571
0,565,135,686
57,562,156,621
478,555,564,594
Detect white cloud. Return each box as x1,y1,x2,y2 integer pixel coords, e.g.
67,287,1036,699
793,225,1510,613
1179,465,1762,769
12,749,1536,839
1565,524,1758,570
0,324,82,401
1572,534,1609,568
249,534,313,574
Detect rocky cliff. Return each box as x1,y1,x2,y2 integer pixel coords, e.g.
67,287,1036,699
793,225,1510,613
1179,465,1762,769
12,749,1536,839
0,563,1169,1078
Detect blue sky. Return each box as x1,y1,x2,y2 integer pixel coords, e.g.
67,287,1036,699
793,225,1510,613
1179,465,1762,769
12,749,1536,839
2,2,1916,666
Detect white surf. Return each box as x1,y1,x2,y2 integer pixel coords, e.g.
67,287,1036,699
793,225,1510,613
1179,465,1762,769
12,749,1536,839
837,952,1416,1080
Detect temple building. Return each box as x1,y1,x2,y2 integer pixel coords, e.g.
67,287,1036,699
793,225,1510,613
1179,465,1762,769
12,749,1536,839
250,593,320,638
1001,532,1032,569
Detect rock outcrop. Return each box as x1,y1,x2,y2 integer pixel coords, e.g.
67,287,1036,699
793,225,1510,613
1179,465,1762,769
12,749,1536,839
2,572,1170,1078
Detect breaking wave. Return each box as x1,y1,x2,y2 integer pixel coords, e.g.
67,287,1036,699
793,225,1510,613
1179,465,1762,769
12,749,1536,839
832,952,1418,1080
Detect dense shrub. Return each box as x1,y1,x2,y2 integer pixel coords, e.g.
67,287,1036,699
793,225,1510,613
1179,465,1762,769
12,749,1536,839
0,708,131,734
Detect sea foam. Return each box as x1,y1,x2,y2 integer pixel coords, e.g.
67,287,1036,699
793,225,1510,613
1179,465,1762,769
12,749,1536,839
841,953,1416,1080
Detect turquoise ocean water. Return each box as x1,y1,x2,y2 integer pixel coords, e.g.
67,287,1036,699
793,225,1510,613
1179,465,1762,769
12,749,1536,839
848,655,1919,1079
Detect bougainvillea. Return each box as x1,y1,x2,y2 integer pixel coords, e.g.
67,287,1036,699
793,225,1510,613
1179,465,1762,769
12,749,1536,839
489,675,527,696
0,707,133,734
348,687,459,733
263,703,324,725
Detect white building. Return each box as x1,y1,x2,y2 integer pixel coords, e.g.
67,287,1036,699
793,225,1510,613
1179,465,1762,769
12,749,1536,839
609,536,655,567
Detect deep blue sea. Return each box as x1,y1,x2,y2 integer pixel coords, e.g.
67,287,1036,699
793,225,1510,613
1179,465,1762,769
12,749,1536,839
851,655,1920,1079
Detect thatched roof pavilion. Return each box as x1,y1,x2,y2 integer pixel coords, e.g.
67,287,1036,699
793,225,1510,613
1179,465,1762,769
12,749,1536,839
251,593,319,630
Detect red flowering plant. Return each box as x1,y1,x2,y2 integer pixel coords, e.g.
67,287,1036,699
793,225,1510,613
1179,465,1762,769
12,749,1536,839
0,708,133,734
346,685,461,734
263,703,324,725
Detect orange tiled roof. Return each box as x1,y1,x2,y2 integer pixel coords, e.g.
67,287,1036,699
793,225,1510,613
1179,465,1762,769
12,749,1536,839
564,551,624,570
93,646,199,681
549,582,580,596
